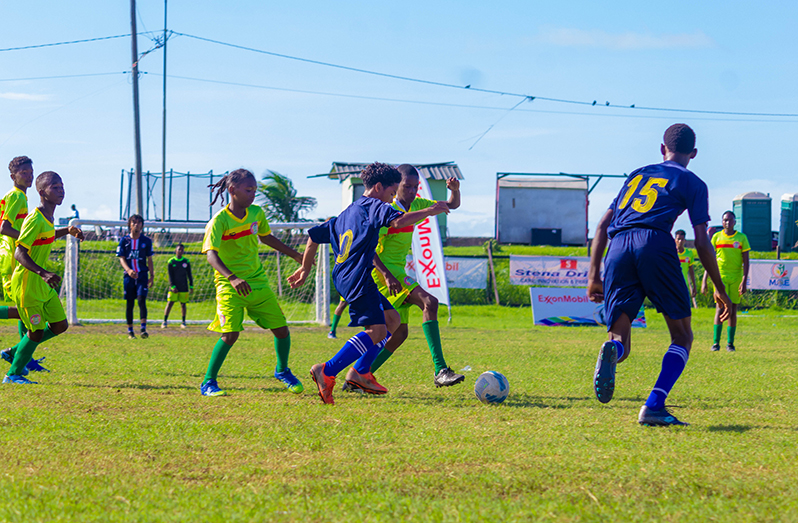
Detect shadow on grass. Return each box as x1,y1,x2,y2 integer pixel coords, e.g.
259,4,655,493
707,424,754,433
72,382,197,391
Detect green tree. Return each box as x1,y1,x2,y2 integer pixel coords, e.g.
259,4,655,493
257,170,317,223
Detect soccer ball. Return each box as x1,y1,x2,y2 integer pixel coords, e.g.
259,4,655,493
474,371,509,404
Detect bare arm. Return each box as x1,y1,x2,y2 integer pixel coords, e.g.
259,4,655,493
390,201,449,230
118,257,137,278
259,233,303,263
694,223,731,320
445,178,461,210
0,220,19,239
55,226,84,240
587,209,612,303
688,265,697,297
206,250,251,296
15,245,60,288
288,238,318,288
147,255,154,287
740,250,750,294
373,254,401,296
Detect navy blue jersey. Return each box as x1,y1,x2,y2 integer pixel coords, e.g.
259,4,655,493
607,161,710,238
116,234,154,274
309,196,402,302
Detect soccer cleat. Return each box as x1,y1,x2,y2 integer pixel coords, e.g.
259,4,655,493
726,344,736,352
180,322,187,329
434,367,466,388
341,381,364,394
26,357,50,373
327,332,337,339
161,321,167,329
274,367,304,394
200,379,228,397
140,331,149,339
638,405,689,427
128,332,136,339
1,348,13,364
344,367,388,395
710,344,720,352
593,340,617,404
310,363,336,404
3,374,37,385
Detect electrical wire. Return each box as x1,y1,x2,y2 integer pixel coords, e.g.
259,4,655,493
0,34,134,52
0,72,129,82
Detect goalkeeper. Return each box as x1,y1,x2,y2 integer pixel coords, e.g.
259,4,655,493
162,243,193,329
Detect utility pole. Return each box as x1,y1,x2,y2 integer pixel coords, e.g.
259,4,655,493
130,0,144,217
161,0,168,222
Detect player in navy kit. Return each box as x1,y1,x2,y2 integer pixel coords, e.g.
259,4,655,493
289,162,448,404
117,214,154,339
587,124,731,426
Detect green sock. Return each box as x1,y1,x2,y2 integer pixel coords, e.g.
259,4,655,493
274,334,291,372
204,338,233,383
727,326,736,345
330,314,341,334
370,347,394,373
0,306,8,320
8,335,39,376
422,320,447,374
18,321,27,341
713,324,722,345
7,326,58,359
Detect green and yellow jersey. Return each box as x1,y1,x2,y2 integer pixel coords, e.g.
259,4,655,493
711,230,750,280
0,187,28,276
375,197,435,278
677,247,696,288
10,208,56,306
202,204,272,288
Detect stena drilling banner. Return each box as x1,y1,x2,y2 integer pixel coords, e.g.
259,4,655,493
510,255,602,287
530,287,646,327
409,176,450,306
747,260,798,290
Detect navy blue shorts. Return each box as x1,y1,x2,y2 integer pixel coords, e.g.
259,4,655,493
123,273,149,300
347,289,394,327
603,228,690,330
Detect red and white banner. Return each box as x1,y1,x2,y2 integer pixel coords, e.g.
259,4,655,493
510,255,601,287
406,256,488,290
409,176,450,306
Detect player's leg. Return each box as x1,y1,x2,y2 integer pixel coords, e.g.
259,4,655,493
123,275,137,338
370,323,407,373
163,301,174,327
725,278,741,351
180,302,187,327
137,284,149,338
6,298,66,382
328,298,347,339
202,291,244,396
711,302,724,351
0,306,19,320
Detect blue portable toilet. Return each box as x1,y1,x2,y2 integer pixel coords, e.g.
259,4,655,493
732,192,772,252
779,193,798,253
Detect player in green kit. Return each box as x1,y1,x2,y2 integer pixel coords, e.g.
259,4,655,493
360,164,465,388
4,171,84,384
674,229,697,302
200,169,305,397
162,243,193,328
701,210,750,352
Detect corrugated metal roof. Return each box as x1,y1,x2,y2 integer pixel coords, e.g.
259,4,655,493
498,177,587,190
329,162,463,181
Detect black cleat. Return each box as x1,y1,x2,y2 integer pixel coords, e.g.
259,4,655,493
140,331,149,339
434,367,465,388
726,343,736,352
593,341,617,404
128,332,136,339
638,405,689,427
710,343,720,351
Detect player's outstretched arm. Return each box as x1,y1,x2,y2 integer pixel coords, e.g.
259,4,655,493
206,250,251,297
55,226,84,240
445,178,461,210
373,254,401,296
587,209,612,303
15,245,60,288
288,238,318,288
259,233,303,264
694,223,731,321
391,201,449,230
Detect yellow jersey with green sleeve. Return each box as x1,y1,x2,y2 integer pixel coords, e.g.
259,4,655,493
10,208,57,306
0,187,28,275
375,197,436,278
677,247,696,287
711,230,750,280
202,204,272,288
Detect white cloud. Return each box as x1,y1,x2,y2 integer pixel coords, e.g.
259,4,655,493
0,92,51,102
538,28,716,50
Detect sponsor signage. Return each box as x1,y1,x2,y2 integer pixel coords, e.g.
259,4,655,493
530,287,646,327
409,176,450,306
406,256,488,290
510,255,601,287
748,260,798,290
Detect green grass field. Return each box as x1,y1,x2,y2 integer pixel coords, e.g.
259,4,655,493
1,305,797,522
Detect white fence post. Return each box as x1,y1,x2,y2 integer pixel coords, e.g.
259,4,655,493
315,243,331,326
65,219,80,325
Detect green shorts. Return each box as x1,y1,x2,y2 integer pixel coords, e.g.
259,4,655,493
372,267,419,324
17,291,66,332
168,290,190,304
208,282,287,333
1,272,13,302
721,275,743,305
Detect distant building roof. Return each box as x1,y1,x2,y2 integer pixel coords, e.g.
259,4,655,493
733,191,771,201
327,162,463,182
498,176,587,190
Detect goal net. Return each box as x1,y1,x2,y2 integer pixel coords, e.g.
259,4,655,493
62,220,330,326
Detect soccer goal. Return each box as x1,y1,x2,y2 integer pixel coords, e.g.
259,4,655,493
62,220,330,326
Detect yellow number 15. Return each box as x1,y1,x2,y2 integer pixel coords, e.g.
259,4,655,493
618,175,668,214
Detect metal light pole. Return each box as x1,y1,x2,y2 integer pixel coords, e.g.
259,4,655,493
130,0,144,217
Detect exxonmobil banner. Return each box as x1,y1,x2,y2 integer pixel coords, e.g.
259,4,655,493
409,176,450,306
511,255,601,287
748,260,798,290
406,255,488,290
530,287,646,327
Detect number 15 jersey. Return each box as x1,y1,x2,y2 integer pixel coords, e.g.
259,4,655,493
607,160,710,239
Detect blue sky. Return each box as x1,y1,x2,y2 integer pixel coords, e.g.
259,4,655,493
1,1,796,237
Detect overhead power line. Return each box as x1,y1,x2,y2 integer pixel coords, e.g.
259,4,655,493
0,72,129,82
0,34,145,52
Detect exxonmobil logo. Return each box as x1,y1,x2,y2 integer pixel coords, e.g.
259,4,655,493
537,294,590,304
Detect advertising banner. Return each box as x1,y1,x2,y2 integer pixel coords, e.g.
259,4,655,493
530,287,646,327
511,255,600,287
406,256,488,290
747,260,798,290
409,176,450,306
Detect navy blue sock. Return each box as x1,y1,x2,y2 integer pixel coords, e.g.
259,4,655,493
353,333,389,374
645,344,689,411
140,321,147,332
128,326,134,334
324,332,374,377
612,339,625,361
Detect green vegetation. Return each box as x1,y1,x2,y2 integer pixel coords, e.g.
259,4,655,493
1,306,796,521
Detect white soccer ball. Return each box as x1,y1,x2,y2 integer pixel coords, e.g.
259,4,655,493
474,371,509,404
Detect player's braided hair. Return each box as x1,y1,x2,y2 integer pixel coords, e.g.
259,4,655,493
208,168,256,206
8,156,32,174
360,162,401,189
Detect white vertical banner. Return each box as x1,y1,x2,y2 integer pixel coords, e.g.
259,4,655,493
411,176,450,307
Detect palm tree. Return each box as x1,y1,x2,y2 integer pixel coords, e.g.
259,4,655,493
257,170,317,223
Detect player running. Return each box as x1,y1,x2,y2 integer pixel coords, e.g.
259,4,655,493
4,171,84,384
701,210,750,352
358,164,464,388
674,229,698,303
200,169,305,397
588,124,731,426
289,162,448,404
162,243,193,329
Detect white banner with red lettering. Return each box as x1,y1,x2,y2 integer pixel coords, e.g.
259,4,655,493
510,255,601,287
405,256,488,290
409,176,450,306
748,260,798,290
530,287,646,327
